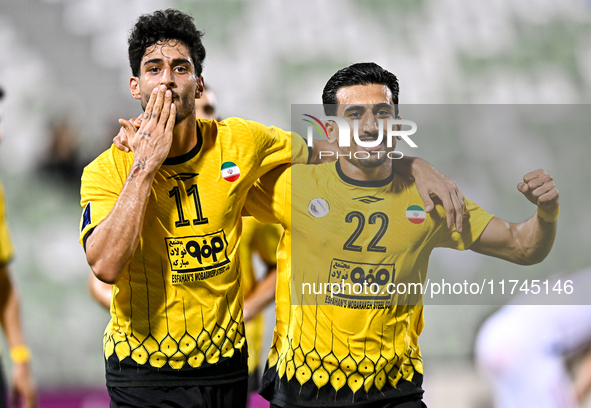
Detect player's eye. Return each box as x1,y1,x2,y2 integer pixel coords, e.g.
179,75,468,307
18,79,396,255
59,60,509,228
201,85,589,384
175,66,188,73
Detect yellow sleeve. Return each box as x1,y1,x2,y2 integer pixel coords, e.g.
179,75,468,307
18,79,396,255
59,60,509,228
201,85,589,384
244,164,291,228
246,120,309,178
0,183,14,265
436,197,494,250
79,147,130,248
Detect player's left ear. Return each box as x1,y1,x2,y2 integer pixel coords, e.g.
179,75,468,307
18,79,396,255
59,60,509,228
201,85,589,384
325,121,338,144
129,77,141,100
195,77,205,99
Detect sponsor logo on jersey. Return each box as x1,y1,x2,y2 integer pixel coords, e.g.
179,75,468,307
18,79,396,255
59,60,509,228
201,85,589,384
168,173,198,181
326,258,396,306
308,198,330,218
81,202,92,231
166,230,231,283
221,162,240,182
406,205,426,224
353,196,384,204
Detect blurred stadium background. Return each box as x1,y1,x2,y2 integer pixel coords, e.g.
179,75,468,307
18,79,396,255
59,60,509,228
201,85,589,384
1,0,591,407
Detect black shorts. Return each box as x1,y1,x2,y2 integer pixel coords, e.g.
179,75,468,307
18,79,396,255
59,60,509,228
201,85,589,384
108,378,248,408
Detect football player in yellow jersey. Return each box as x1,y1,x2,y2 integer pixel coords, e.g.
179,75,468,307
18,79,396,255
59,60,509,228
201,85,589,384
0,87,37,408
244,62,560,408
79,9,312,407
87,84,281,406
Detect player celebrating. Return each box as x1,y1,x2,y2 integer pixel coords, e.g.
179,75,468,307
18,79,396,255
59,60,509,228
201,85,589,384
89,9,471,407
88,85,282,406
79,9,311,407
0,87,37,408
244,62,559,408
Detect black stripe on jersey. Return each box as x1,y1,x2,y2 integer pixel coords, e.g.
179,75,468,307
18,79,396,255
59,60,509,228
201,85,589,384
335,160,394,188
163,125,203,165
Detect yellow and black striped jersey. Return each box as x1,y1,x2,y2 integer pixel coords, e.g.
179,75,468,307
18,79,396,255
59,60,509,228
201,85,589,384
79,117,307,387
0,182,13,266
244,161,494,407
240,216,281,373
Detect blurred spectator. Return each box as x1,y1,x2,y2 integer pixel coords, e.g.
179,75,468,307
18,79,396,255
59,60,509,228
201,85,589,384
39,117,82,188
195,85,220,121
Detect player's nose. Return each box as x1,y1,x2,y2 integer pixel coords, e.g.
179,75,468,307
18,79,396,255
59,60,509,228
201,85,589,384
160,68,175,88
361,112,378,134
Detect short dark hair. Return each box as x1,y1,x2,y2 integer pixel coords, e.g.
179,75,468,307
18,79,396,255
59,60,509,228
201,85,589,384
322,62,399,116
128,9,206,77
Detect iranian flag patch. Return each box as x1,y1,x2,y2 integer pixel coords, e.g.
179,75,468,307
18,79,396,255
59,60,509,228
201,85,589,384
406,205,426,224
221,162,240,182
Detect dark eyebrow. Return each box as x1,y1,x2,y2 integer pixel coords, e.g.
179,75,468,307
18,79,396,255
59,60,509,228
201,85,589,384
143,58,163,66
172,58,192,66
373,103,394,111
143,58,193,66
343,105,366,115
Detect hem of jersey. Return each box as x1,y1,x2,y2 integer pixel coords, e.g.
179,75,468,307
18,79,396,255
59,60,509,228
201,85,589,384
82,227,95,251
267,391,424,408
335,160,394,188
106,370,248,388
162,123,203,165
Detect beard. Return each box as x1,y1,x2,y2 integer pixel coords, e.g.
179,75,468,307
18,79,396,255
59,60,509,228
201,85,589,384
357,152,388,168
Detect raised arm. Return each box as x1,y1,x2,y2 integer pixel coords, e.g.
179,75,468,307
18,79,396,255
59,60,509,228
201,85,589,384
470,169,559,265
85,86,175,284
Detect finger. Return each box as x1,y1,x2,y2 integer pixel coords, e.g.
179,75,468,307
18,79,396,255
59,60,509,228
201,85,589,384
531,181,556,201
527,173,552,191
164,103,176,136
439,192,455,229
517,182,529,194
536,187,559,205
150,84,167,122
143,87,159,121
452,189,464,233
116,119,134,152
130,116,142,129
523,169,545,184
158,89,172,128
416,186,434,213
448,180,465,233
